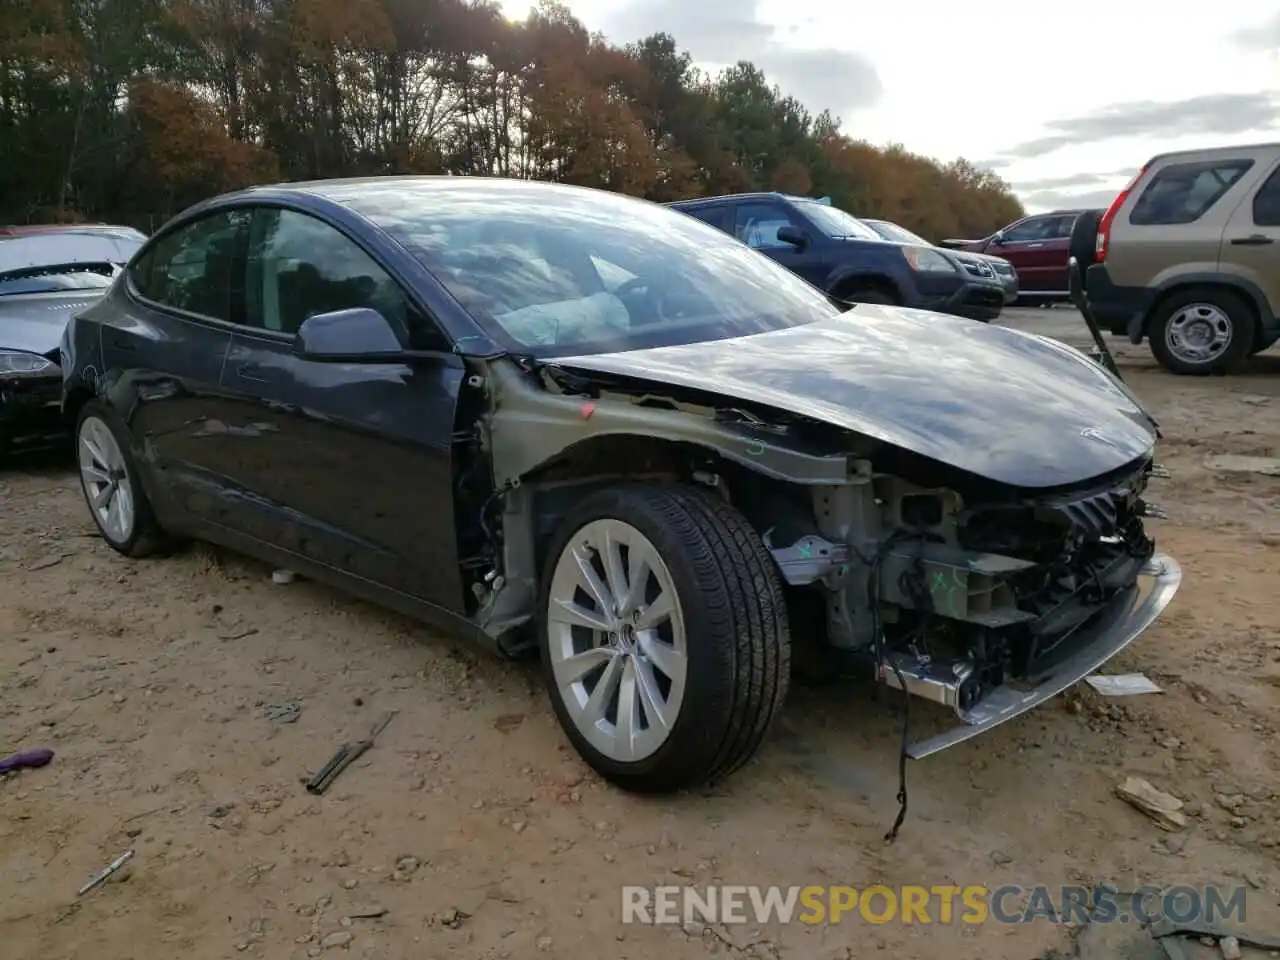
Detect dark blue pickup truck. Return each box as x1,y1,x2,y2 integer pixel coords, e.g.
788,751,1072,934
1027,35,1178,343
667,193,1006,321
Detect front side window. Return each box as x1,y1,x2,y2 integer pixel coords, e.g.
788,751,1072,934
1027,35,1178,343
242,208,445,350
734,202,805,250
1001,217,1055,243
337,180,840,359
1130,159,1254,225
130,210,246,322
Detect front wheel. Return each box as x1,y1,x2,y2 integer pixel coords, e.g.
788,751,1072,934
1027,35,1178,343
538,484,791,793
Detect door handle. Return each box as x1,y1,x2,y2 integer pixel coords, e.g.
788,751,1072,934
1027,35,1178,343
236,363,268,383
1230,235,1274,245
1026,243,1045,248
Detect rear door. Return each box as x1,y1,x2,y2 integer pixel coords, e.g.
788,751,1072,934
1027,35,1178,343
208,205,467,612
990,214,1073,293
731,200,828,286
1114,153,1262,289
1221,158,1280,318
106,208,248,526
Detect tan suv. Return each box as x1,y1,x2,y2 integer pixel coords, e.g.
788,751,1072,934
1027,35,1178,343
1082,142,1280,375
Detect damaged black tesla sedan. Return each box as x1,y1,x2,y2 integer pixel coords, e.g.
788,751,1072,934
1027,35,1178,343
61,177,1181,793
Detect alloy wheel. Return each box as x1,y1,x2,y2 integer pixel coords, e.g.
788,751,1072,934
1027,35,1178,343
545,518,689,763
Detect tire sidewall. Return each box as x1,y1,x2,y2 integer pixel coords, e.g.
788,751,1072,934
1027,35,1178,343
1148,289,1255,375
537,487,740,784
75,401,150,552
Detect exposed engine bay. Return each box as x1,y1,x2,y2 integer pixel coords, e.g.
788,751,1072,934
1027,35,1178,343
460,351,1181,763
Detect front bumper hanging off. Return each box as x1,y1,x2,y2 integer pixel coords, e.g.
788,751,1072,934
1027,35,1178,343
883,552,1182,759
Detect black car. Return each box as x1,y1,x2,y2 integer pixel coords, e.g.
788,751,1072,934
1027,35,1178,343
1,270,119,456
62,177,1180,794
667,193,1007,321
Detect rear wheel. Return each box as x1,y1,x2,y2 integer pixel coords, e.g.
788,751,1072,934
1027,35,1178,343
76,401,168,557
538,484,790,793
1148,287,1256,375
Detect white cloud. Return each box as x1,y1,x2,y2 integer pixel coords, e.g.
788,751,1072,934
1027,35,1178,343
501,0,1280,210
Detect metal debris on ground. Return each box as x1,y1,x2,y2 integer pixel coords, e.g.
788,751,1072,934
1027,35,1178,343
1205,455,1280,477
305,711,397,795
1115,776,1187,831
0,747,54,773
77,850,134,896
271,569,296,584
1085,673,1163,696
264,702,302,725
1149,916,1280,960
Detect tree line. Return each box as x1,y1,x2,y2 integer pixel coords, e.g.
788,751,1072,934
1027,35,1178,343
0,0,1025,239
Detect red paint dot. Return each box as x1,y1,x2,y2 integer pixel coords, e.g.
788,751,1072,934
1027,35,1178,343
580,401,596,420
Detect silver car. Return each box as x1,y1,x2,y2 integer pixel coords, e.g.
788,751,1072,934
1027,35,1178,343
862,218,1019,305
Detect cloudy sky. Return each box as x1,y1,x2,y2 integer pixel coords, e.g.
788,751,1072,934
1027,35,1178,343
499,0,1280,212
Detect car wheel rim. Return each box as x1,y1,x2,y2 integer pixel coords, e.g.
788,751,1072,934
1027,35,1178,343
546,518,688,763
78,416,134,544
1166,304,1232,364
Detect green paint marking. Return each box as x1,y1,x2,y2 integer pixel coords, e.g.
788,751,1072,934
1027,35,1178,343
744,441,765,457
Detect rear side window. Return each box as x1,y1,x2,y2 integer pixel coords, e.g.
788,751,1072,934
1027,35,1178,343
1252,166,1280,226
1129,159,1254,225
130,210,247,322
683,205,731,232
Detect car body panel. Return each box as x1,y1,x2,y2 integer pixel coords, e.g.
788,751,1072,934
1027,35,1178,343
0,232,142,272
0,290,105,356
212,329,466,611
552,305,1155,490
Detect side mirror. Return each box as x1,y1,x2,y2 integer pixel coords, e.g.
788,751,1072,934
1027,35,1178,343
991,230,1006,245
293,307,404,361
776,225,808,248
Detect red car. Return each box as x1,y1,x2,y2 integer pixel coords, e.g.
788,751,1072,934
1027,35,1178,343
940,209,1102,304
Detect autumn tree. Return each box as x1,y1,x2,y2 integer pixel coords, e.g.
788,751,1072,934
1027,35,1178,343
0,0,1023,234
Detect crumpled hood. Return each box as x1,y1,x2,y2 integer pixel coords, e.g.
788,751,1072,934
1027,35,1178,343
555,305,1157,490
0,291,102,358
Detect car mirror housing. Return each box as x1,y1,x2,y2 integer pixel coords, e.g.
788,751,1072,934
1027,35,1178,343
293,307,406,362
991,230,1006,244
776,225,808,248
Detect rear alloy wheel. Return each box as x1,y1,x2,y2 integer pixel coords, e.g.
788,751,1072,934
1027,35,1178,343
539,485,790,793
1148,288,1255,375
76,402,167,557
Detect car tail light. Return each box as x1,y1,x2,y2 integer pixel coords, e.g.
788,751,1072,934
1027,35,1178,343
1096,163,1149,262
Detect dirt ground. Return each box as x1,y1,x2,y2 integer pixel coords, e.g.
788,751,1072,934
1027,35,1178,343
3,332,1279,960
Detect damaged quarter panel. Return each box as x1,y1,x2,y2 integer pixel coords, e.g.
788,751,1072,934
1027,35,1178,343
553,303,1158,489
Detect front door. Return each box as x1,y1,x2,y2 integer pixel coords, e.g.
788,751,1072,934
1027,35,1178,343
1224,159,1280,320
991,214,1074,294
208,206,466,612
101,208,248,526
731,201,828,287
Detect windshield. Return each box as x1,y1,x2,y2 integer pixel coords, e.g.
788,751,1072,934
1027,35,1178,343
866,220,929,245
0,267,115,297
792,201,882,241
340,180,841,358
